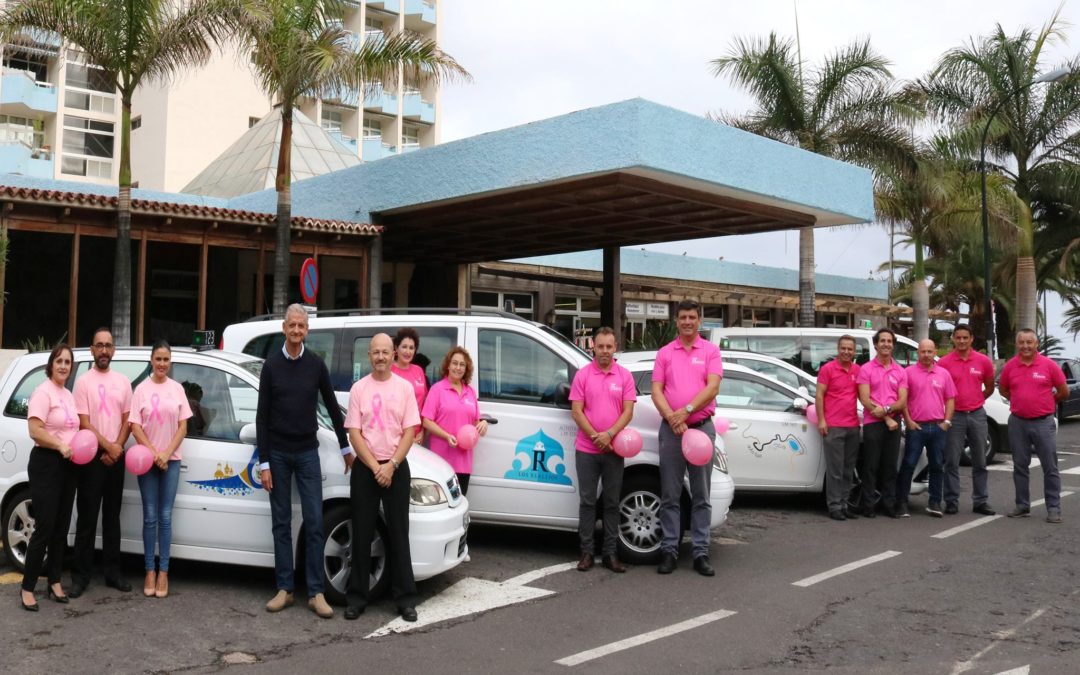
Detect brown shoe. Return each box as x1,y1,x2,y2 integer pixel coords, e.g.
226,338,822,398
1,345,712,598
154,571,169,599
601,555,627,573
265,590,294,613
308,593,333,619
576,553,594,571
143,571,156,597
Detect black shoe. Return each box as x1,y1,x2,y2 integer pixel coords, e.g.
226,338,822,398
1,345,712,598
892,503,910,518
47,587,69,604
344,605,364,621
926,503,944,518
843,508,859,519
862,506,877,519
692,556,715,577
106,578,132,593
829,510,846,521
657,553,677,575
601,555,626,573
399,606,418,622
944,503,959,515
67,584,86,599
21,595,39,612
973,503,996,516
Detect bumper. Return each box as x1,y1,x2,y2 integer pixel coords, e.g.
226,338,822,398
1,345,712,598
410,497,470,581
710,471,734,529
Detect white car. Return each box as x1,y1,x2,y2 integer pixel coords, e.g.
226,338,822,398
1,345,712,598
223,310,735,564
0,348,468,604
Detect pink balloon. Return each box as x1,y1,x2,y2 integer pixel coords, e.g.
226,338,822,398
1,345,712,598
456,424,479,451
612,428,642,458
681,428,714,466
714,417,731,435
70,429,98,465
125,444,154,476
805,404,819,426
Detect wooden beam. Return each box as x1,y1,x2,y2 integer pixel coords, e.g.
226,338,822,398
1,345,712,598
255,241,265,316
198,234,208,330
136,232,147,346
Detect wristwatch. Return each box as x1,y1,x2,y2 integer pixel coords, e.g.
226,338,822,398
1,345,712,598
685,404,694,414
885,404,892,414
943,420,952,428
389,458,400,469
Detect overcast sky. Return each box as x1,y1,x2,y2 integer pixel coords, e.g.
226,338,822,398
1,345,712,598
437,0,1080,357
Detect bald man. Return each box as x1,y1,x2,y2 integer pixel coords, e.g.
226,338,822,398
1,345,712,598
895,339,956,518
343,333,420,622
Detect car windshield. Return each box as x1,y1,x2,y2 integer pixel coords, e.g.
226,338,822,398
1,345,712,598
238,359,263,379
537,323,591,360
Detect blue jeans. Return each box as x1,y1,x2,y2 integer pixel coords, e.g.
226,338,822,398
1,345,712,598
269,449,325,596
897,423,946,506
138,460,180,572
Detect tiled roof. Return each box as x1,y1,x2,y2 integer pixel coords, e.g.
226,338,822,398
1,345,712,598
0,182,380,236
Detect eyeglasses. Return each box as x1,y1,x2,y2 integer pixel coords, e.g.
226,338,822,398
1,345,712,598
92,343,115,350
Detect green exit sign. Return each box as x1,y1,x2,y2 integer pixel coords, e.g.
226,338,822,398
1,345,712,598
192,330,216,348
861,319,873,329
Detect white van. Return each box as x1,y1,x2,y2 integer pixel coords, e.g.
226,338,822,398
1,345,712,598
223,309,735,564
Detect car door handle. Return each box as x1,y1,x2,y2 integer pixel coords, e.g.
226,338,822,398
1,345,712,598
480,414,498,425
726,422,739,431
180,463,189,473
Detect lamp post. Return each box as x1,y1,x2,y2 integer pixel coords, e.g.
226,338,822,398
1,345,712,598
979,67,1071,358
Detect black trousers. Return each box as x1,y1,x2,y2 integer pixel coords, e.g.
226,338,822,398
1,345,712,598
73,454,126,586
346,460,416,609
457,473,470,496
22,447,76,592
859,421,901,511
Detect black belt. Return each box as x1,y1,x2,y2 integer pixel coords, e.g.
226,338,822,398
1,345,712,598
687,418,711,429
914,419,944,425
1014,413,1053,421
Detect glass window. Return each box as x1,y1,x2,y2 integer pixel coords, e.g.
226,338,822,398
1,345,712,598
362,117,382,139
632,370,651,396
401,124,419,146
349,326,457,385
744,336,801,369
470,291,498,308
742,308,772,327
719,336,748,351
728,356,813,395
321,108,342,132
4,366,47,418
72,360,150,387
804,336,869,376
0,115,46,149
64,61,113,93
3,50,49,82
715,374,796,412
892,340,918,368
579,297,601,313
477,329,574,406
169,363,252,442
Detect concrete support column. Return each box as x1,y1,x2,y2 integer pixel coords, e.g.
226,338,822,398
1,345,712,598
601,246,622,345
368,236,383,309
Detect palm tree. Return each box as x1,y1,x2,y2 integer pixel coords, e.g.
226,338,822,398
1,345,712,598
234,0,468,314
0,0,238,345
921,9,1080,345
710,33,917,327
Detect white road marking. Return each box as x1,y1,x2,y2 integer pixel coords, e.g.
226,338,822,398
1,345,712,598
991,667,1030,675
791,551,901,588
504,561,577,587
988,458,1040,472
1030,490,1074,507
1060,465,1080,475
554,609,737,666
932,516,1004,539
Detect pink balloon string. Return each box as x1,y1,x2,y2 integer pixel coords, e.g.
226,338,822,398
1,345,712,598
369,394,386,432
97,384,110,417
149,393,164,424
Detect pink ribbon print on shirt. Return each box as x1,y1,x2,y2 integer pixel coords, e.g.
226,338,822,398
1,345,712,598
369,393,386,431
98,384,111,417
61,399,77,428
149,393,165,424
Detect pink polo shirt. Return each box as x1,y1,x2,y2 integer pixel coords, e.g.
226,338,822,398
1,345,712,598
905,362,956,422
129,378,192,460
817,360,861,427
345,373,420,460
569,360,637,454
1000,354,1066,419
422,377,480,473
652,337,723,425
938,351,995,412
28,379,80,447
73,367,132,444
856,358,908,425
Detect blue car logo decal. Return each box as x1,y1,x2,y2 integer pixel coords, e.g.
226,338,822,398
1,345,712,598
504,429,573,486
188,449,261,496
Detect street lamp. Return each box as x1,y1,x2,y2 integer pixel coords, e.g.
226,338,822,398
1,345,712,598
979,67,1071,358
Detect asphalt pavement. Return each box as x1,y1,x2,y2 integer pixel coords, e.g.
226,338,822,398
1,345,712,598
3,418,1079,674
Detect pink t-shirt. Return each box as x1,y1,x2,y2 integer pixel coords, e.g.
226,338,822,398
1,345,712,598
817,360,861,427
73,367,132,444
905,363,956,422
391,363,427,429
28,379,79,447
652,337,724,425
129,378,192,460
345,373,420,461
856,358,908,425
1000,354,1067,419
937,351,995,412
569,360,637,453
421,377,480,473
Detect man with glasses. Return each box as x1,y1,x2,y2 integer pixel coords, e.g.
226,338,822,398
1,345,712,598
70,327,132,596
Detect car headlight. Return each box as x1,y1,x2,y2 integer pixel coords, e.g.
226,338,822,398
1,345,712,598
410,478,448,506
713,446,728,474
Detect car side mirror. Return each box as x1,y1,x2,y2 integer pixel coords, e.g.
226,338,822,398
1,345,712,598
239,423,257,445
554,382,572,409
793,397,809,412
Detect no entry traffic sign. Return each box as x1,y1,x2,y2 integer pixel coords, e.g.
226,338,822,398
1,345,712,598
300,258,319,305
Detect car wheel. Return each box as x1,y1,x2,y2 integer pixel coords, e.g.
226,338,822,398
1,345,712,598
2,487,33,571
319,503,390,606
617,473,663,565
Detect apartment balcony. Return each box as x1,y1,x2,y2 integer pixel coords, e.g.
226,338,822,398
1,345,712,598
327,130,358,154
362,137,396,161
403,0,436,26
0,141,54,178
362,87,397,115
1,69,58,115
367,0,400,14
363,30,385,49
402,91,434,124
401,143,420,154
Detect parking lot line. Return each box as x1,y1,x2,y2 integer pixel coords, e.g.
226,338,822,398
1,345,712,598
988,458,1041,472
554,609,737,666
932,516,1004,539
504,561,577,587
1060,465,1080,475
791,551,902,588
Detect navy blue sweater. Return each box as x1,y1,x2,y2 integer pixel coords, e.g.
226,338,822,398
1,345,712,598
256,348,348,463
